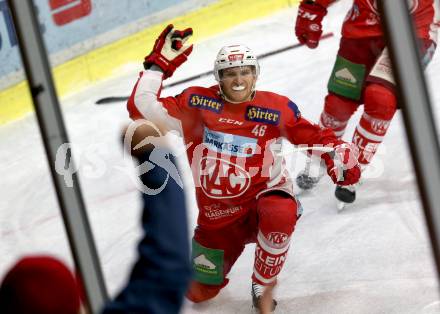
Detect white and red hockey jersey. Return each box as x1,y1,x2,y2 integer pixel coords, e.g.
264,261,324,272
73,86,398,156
317,0,439,41
128,70,340,229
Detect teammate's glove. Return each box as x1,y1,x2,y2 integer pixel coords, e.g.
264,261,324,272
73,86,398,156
324,143,361,186
144,24,193,79
295,0,327,49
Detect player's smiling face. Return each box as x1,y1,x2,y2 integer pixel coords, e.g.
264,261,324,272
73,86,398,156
220,66,257,103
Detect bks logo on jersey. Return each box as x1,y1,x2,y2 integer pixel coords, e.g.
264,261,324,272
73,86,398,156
189,94,223,113
203,127,257,157
228,54,244,61
245,106,280,125
199,156,251,199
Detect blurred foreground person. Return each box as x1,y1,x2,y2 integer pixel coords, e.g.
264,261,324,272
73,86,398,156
103,120,191,314
0,255,82,314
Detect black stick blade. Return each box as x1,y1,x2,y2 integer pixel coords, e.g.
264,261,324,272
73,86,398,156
95,96,130,104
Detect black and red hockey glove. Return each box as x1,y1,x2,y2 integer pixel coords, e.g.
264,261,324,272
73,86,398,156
144,24,193,79
324,143,361,186
295,0,328,49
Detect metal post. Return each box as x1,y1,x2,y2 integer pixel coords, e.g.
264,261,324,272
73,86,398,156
378,1,440,278
7,1,108,312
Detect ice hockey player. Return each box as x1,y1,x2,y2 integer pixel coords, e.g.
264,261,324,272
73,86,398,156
126,24,361,312
294,0,438,204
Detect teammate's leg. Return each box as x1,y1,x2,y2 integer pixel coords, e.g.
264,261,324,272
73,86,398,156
332,41,389,204
352,83,397,165
353,39,437,166
335,39,435,205
320,37,382,136
334,82,397,205
320,94,358,138
297,37,374,190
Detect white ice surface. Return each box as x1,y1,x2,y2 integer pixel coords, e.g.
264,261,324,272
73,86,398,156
1,1,440,313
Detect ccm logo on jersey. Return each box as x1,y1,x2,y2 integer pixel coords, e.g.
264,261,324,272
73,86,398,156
245,106,280,125
189,94,223,113
218,118,244,125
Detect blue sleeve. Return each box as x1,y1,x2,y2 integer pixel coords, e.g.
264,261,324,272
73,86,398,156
103,148,191,314
287,100,301,121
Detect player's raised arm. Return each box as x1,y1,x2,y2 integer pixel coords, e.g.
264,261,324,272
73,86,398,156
127,24,193,134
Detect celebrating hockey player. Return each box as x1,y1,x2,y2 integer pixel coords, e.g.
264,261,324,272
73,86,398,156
126,24,361,312
294,0,439,205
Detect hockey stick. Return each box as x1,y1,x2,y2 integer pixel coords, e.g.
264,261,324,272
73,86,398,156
95,32,334,105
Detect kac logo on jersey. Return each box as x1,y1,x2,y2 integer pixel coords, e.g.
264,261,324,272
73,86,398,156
245,106,280,125
189,94,223,113
203,127,257,157
199,156,251,199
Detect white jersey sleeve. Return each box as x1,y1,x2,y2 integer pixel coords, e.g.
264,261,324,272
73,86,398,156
132,70,183,136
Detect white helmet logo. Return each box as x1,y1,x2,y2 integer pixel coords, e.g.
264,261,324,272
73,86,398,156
228,54,244,61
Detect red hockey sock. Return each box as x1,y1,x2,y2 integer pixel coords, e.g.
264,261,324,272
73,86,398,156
320,93,358,138
252,193,298,285
353,83,396,165
352,113,388,164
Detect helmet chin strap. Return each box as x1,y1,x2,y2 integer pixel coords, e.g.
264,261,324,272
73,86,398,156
219,81,257,104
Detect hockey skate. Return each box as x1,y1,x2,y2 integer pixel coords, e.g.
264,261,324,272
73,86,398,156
335,184,357,211
295,157,325,191
251,282,277,313
335,162,366,210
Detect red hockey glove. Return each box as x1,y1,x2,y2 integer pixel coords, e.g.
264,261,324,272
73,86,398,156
295,0,327,49
324,143,361,186
144,24,193,79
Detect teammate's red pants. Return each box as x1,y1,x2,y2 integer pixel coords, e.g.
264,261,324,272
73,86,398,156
320,37,388,140
186,192,299,303
320,37,435,165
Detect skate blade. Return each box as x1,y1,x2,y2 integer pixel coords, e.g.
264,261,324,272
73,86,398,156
336,200,348,211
